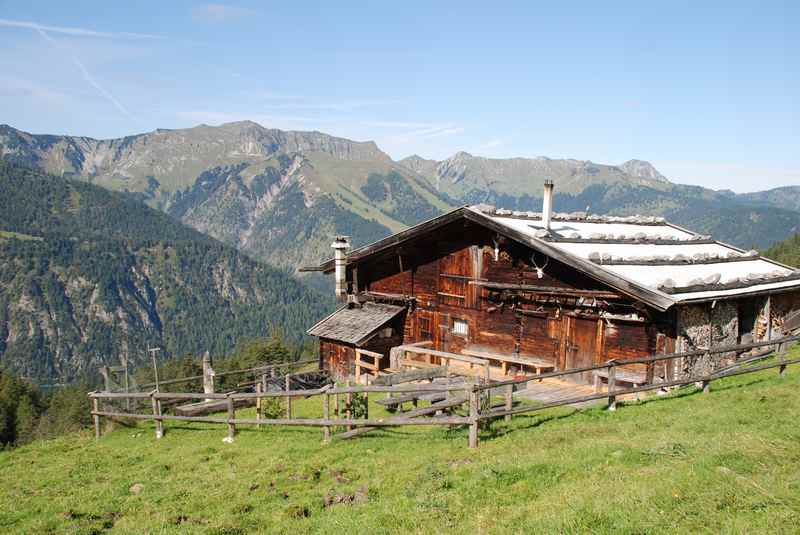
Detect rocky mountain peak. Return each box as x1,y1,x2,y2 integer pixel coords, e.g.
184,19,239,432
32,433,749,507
618,159,669,183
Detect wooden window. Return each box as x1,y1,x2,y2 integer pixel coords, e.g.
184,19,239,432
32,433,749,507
378,327,393,338
419,317,432,339
452,318,469,337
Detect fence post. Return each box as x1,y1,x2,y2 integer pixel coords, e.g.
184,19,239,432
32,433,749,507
151,393,164,439
323,393,331,442
285,374,292,419
92,396,101,439
504,384,513,423
345,380,353,432
255,382,263,429
225,395,236,443
607,364,617,411
468,387,479,449
778,342,788,377
484,362,492,409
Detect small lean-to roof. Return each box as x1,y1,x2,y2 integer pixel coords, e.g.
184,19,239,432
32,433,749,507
307,302,405,346
305,205,800,311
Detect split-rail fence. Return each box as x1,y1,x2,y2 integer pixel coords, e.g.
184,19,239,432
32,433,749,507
89,335,800,449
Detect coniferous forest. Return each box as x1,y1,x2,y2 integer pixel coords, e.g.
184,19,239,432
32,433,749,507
0,161,332,384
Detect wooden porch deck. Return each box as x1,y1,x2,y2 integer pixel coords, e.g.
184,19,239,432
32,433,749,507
512,378,602,409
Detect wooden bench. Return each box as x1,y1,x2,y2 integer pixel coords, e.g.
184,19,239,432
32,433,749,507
593,365,651,393
376,392,448,412
461,348,556,376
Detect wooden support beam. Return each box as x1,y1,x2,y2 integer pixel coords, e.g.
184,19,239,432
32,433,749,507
470,281,621,300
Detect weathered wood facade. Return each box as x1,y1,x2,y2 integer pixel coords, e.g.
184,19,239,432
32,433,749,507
352,221,670,381
306,206,800,383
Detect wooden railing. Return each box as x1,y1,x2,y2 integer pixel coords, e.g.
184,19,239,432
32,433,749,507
137,358,317,390
89,382,472,443
89,336,799,449
466,334,800,447
354,349,383,384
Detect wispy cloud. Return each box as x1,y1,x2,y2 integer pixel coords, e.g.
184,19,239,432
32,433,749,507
175,110,328,127
249,92,401,113
385,124,465,144
0,77,68,103
469,138,505,154
0,18,162,39
361,120,443,129
192,4,258,23
34,27,135,121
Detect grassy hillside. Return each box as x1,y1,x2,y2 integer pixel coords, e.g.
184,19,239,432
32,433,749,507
2,359,798,533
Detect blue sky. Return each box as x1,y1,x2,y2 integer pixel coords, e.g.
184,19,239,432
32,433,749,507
0,1,797,192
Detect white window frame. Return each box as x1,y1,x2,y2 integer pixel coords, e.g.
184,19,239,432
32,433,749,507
452,318,469,337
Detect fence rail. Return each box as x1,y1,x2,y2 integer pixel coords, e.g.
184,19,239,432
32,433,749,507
89,335,799,449
137,358,318,389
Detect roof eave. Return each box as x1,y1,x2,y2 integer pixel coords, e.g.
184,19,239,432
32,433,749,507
305,206,471,274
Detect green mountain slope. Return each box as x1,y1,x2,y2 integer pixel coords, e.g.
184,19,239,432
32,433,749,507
3,121,799,266
0,123,450,271
0,161,331,383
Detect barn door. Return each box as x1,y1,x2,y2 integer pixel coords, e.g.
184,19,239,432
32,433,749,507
564,316,600,383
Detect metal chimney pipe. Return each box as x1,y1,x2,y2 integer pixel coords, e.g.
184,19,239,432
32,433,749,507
331,236,351,301
542,179,554,230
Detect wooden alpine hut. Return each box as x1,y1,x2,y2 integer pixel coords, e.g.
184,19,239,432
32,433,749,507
304,181,800,386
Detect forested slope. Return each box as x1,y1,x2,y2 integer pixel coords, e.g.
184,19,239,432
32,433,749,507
0,162,331,383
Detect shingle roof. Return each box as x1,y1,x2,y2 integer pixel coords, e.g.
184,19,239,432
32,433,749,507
307,302,405,346
478,208,799,303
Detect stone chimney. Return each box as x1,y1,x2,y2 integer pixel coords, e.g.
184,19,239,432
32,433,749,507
331,236,351,301
542,179,554,230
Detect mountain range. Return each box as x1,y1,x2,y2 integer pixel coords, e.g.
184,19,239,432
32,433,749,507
2,121,798,277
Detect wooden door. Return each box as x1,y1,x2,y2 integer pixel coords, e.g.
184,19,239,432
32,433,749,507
415,310,435,344
438,246,471,308
564,316,600,383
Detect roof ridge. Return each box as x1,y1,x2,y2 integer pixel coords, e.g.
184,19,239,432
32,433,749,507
471,204,668,225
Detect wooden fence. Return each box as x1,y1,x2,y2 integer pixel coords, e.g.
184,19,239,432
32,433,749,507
89,335,799,449
137,358,318,390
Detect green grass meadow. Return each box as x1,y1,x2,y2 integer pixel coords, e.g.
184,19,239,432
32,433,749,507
1,360,799,534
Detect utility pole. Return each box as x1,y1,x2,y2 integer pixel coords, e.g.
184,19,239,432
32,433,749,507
148,345,162,392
